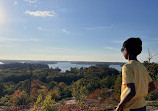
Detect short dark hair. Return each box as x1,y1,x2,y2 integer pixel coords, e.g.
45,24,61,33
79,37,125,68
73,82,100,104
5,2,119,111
121,37,142,56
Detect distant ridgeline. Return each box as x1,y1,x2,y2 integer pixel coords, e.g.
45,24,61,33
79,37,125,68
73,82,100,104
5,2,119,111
71,61,125,66
0,63,49,70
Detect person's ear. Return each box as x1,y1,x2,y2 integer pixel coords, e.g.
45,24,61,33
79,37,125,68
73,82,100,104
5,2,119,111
124,49,128,53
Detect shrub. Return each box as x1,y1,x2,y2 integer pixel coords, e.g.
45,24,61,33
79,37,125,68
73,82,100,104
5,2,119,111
0,94,13,106
146,82,158,101
12,90,30,106
33,94,56,111
147,101,158,106
88,89,100,99
41,94,56,111
113,73,122,101
72,79,88,105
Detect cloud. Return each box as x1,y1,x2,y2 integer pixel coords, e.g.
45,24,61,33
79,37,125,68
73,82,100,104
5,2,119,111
23,0,37,3
62,29,70,34
14,0,18,5
14,0,37,5
113,40,123,44
37,26,52,31
29,38,40,42
0,7,5,24
32,47,62,53
38,26,48,31
23,26,27,29
0,37,21,42
104,46,119,51
0,44,14,48
0,37,40,42
25,10,55,17
85,25,115,30
38,26,43,30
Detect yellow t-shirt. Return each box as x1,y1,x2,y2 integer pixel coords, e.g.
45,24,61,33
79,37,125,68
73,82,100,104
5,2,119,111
121,60,153,111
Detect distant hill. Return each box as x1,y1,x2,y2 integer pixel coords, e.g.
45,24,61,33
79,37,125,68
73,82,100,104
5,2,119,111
0,63,49,70
0,60,125,67
71,61,125,66
0,60,57,64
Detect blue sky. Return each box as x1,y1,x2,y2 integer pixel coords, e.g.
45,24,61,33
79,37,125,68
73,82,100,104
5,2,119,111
0,0,158,62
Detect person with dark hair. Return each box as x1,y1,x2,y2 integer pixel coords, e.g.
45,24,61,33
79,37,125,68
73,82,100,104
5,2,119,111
116,38,156,111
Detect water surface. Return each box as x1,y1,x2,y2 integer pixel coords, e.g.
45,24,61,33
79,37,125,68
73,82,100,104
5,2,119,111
48,62,122,72
48,62,95,72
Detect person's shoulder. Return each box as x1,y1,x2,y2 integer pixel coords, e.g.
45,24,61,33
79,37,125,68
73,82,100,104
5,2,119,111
124,60,147,72
122,60,137,71
138,62,148,72
122,62,132,71
123,61,133,67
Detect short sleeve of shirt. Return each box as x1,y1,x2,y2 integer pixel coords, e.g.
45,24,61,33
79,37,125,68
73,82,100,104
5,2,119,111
122,65,134,84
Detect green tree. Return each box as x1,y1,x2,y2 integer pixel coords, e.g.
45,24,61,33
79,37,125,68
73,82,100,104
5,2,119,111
72,79,88,105
15,79,30,93
0,79,5,98
143,61,158,81
4,82,16,95
33,94,56,111
0,94,13,106
100,76,111,88
113,73,122,101
41,94,56,111
33,94,43,111
12,90,30,106
47,81,58,91
49,88,61,101
86,77,100,92
100,75,116,89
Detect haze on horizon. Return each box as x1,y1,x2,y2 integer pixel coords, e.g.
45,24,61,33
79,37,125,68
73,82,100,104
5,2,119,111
0,0,158,63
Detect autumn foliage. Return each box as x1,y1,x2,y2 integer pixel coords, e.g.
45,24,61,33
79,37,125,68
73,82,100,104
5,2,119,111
12,90,29,106
88,89,100,99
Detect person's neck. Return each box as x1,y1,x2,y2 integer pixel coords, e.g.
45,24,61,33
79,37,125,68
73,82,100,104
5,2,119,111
128,55,138,61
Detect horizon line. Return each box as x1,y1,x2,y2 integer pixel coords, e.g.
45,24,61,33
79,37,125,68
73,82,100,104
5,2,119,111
0,59,125,63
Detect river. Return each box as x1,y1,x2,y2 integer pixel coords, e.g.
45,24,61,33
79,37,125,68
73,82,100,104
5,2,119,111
48,62,122,72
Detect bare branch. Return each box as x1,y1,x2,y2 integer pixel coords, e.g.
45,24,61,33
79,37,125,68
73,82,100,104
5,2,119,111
147,49,158,63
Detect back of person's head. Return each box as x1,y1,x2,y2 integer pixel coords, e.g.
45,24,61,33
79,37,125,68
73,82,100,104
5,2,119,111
122,37,142,56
